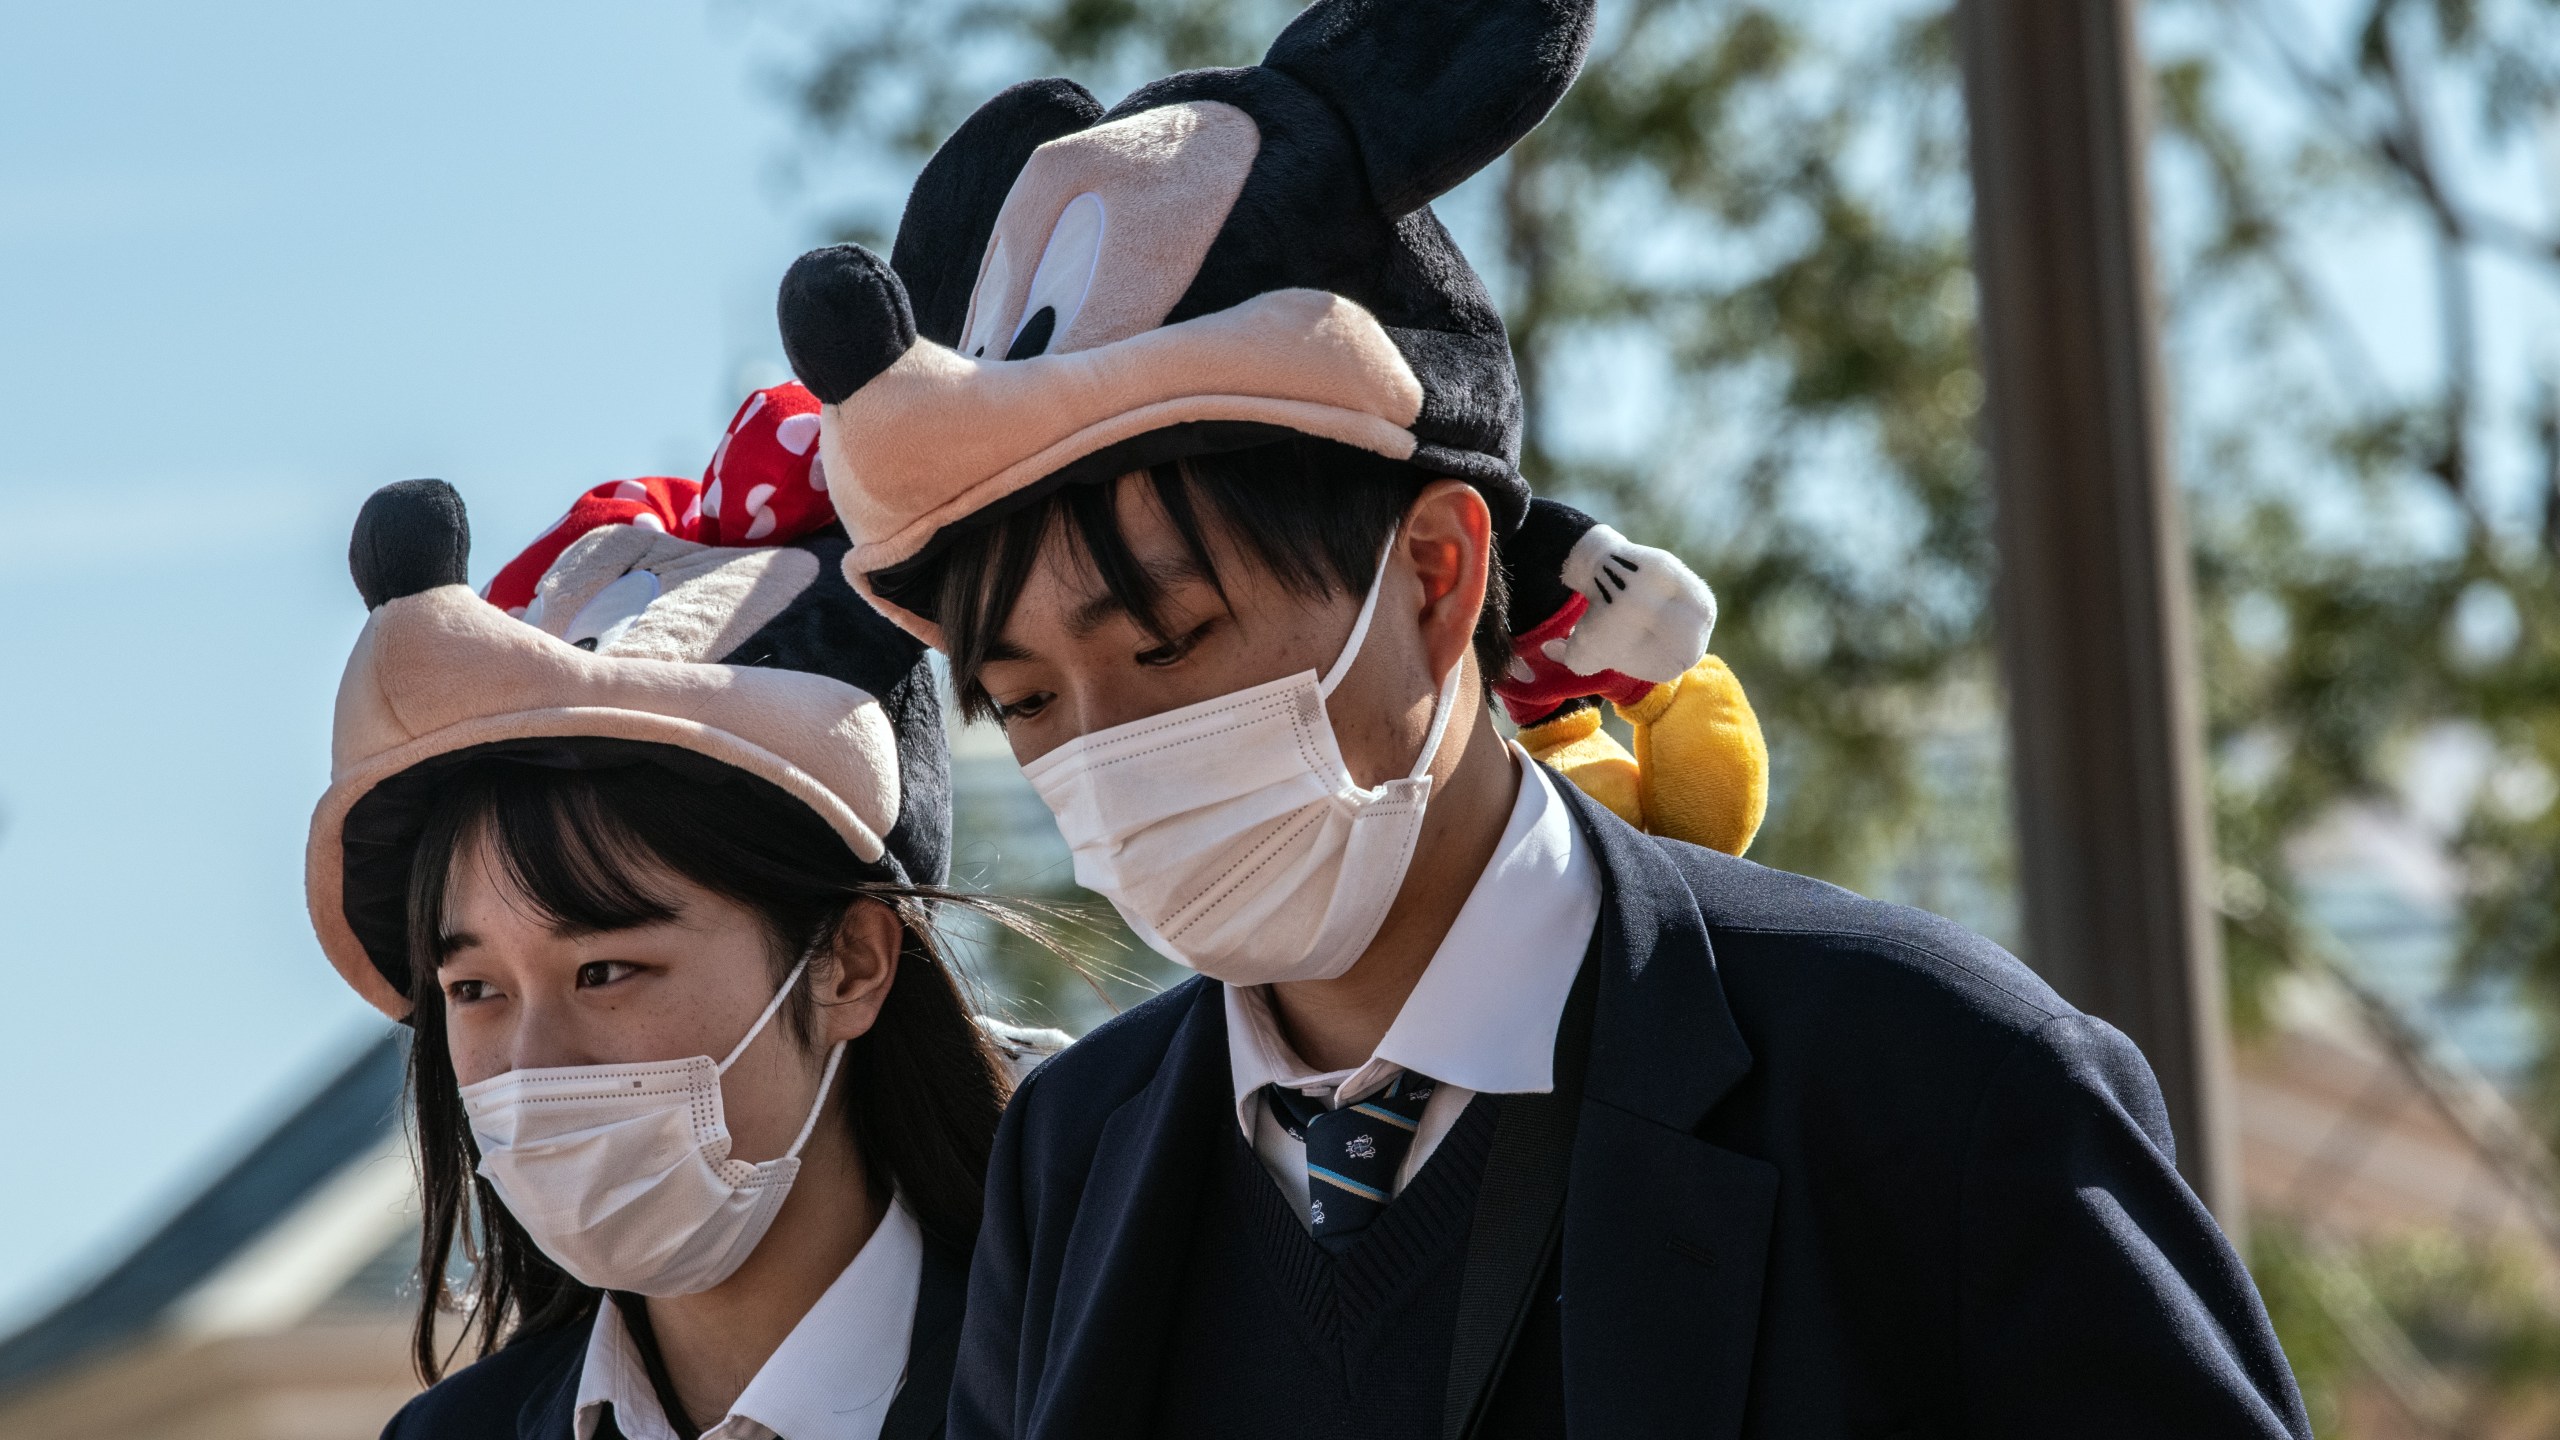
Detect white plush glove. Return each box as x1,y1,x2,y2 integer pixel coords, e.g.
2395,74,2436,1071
1543,523,1719,683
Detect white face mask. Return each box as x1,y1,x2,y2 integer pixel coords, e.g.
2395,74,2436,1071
1023,544,1462,987
459,957,845,1296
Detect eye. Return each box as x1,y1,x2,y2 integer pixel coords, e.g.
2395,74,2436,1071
1008,193,1105,359
576,960,640,989
444,978,493,1004
1135,620,1215,668
563,569,662,652
992,692,1053,724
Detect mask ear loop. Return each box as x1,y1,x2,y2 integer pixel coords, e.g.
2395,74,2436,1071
715,952,854,1163
1317,531,1468,784
717,955,812,1073
1317,538,1402,700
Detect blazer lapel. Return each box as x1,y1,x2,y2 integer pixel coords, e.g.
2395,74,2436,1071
1553,782,1778,1440
1024,981,1233,1440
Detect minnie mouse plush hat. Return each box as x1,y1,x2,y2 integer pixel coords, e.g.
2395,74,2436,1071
775,0,1596,643
306,386,948,1020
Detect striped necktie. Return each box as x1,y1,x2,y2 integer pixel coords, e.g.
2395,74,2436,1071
1264,1070,1438,1249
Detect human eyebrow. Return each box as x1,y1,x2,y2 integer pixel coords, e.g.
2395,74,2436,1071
435,931,482,961
1066,553,1213,638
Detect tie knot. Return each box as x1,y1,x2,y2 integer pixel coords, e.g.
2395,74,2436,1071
1264,1070,1439,1247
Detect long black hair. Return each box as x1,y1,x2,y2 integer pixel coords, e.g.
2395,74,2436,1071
398,753,1009,1382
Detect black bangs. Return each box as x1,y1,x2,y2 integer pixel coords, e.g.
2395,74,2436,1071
897,435,1466,722
398,749,874,991
470,771,688,939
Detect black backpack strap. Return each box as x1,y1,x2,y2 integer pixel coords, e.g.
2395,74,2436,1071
1443,952,1599,1440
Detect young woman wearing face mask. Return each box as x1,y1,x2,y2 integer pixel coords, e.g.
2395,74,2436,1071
307,462,1056,1440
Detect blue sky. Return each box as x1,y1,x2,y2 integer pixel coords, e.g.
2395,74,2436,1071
0,0,836,1327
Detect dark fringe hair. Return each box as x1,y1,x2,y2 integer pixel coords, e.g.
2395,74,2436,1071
399,755,1015,1383
874,437,1511,721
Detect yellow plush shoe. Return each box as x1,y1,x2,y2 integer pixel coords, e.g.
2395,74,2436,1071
1616,655,1767,857
1517,705,1644,830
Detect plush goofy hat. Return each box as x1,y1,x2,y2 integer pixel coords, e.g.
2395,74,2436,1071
306,385,949,1019
774,0,1597,643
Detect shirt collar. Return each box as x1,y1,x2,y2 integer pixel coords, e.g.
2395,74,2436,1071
1225,745,1602,1135
574,1196,927,1440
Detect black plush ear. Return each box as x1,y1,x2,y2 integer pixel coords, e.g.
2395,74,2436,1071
350,479,470,610
779,244,920,406
1263,0,1596,218
1503,495,1598,635
891,78,1104,346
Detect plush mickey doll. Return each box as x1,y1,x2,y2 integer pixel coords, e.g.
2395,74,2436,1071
770,0,1763,854
307,383,960,1017
1496,496,1767,855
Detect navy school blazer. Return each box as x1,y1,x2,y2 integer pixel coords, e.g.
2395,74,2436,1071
949,779,2313,1440
377,1241,969,1439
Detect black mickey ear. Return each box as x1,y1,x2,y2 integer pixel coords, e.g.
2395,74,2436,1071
350,479,470,610
1263,0,1597,218
779,244,920,406
891,78,1104,347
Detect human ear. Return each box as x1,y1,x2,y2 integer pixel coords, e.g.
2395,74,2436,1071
810,898,905,1046
1399,481,1495,685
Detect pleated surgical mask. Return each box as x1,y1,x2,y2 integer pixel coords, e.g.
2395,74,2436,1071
1023,541,1460,987
459,956,845,1295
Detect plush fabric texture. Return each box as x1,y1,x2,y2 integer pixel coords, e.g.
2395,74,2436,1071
1619,655,1767,857
947,783,2313,1440
778,0,1598,610
893,78,1109,350
1517,706,1644,830
307,468,946,1020
350,479,471,609
484,387,837,613
957,101,1261,361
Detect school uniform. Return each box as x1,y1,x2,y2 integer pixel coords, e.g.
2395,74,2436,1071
382,1200,967,1440
949,768,2315,1440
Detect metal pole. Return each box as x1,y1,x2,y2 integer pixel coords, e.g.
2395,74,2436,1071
1957,0,2242,1226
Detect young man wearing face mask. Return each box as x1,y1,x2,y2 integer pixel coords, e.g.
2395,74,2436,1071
773,0,2313,1434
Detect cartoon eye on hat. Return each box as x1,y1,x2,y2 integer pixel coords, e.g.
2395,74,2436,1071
305,387,950,1019
774,0,1600,646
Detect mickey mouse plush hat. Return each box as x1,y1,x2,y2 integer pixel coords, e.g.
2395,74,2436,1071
306,386,949,1020
775,0,1596,642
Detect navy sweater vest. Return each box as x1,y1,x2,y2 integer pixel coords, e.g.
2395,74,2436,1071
1146,1095,1564,1439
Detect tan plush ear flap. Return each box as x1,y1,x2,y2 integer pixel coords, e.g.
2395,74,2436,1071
955,101,1262,361
309,586,902,1017
822,287,1423,583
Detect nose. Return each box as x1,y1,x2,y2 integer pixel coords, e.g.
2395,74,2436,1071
778,244,921,406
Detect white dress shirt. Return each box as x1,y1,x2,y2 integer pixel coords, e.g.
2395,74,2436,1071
575,1195,925,1440
1225,745,1602,1221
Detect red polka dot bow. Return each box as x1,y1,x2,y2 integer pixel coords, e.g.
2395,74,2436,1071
483,384,837,615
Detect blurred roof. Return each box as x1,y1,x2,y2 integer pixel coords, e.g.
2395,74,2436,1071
0,1033,411,1397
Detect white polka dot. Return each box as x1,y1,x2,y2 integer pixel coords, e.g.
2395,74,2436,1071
632,512,666,532
743,483,779,541
612,479,649,502
775,412,821,455
807,453,827,493
705,479,724,515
